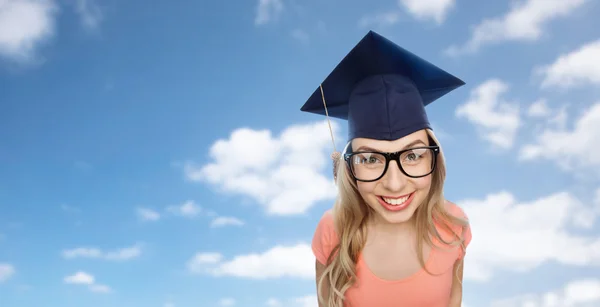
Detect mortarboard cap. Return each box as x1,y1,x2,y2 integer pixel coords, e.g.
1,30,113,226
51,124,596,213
300,30,465,143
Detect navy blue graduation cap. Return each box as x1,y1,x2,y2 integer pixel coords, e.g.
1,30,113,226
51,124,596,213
300,30,465,144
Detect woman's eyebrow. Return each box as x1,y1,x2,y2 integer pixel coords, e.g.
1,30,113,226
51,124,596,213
355,140,426,152
355,145,379,152
401,140,427,149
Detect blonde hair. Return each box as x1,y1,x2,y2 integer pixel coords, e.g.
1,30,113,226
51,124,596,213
317,129,469,307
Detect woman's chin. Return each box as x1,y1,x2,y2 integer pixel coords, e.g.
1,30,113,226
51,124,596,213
376,207,418,224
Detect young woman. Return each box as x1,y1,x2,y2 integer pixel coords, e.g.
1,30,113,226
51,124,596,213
301,31,472,307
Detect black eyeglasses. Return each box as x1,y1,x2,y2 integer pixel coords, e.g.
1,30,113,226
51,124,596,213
343,146,439,182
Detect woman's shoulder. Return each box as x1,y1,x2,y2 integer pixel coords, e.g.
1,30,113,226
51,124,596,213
442,199,469,219
436,199,473,260
311,209,340,265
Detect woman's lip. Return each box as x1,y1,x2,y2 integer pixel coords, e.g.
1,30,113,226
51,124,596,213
376,192,415,212
378,192,414,199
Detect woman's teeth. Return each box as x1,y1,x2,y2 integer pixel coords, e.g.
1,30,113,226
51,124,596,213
383,195,410,206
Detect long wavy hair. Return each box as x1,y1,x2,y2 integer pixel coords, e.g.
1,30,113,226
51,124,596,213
317,129,469,307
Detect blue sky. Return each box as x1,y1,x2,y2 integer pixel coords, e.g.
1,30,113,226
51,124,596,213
2,0,600,306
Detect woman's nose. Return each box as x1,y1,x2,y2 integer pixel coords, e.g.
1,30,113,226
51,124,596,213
381,160,408,192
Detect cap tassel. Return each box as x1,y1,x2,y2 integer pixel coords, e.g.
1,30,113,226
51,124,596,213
331,151,341,181
320,84,341,182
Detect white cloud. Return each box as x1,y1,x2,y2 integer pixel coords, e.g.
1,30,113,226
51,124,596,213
74,0,102,30
490,278,600,307
0,0,58,62
62,243,142,261
527,99,551,118
64,271,95,285
294,295,318,307
358,11,401,28
136,207,160,221
545,105,568,130
102,244,142,261
187,243,314,279
519,102,600,171
290,28,309,45
0,263,15,282
596,188,600,210
184,121,338,216
210,216,244,228
89,284,111,293
455,79,521,149
536,39,600,89
254,0,283,25
266,295,318,307
398,0,455,24
359,0,453,28
525,99,569,131
166,200,201,218
64,271,112,293
219,298,236,306
445,0,588,55
460,190,600,282
188,252,222,265
0,0,58,61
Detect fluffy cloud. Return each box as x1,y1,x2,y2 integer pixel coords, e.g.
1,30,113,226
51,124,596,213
527,99,551,118
490,278,600,307
254,0,283,26
359,0,454,28
138,201,209,221
210,216,245,228
445,0,588,55
0,0,58,62
290,29,309,45
536,39,600,90
455,79,521,149
0,263,15,282
64,271,111,293
358,11,401,29
398,0,456,24
74,0,102,30
292,295,318,307
62,243,142,261
460,190,600,282
64,271,94,285
519,102,600,171
166,200,201,218
187,243,314,279
266,295,318,307
596,188,600,209
219,298,236,306
136,207,161,221
185,120,339,215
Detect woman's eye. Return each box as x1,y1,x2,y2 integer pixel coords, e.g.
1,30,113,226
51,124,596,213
403,149,427,163
361,156,377,164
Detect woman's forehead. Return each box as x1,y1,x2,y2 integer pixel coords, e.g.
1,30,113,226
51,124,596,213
351,129,429,151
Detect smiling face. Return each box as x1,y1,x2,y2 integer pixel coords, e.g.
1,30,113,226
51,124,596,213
350,129,435,226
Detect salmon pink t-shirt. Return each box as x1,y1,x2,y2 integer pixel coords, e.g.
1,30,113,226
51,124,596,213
311,202,472,307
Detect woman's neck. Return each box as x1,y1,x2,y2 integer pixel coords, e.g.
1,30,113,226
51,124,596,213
368,214,417,236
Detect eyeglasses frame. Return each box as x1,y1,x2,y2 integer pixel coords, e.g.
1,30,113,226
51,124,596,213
342,145,440,182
